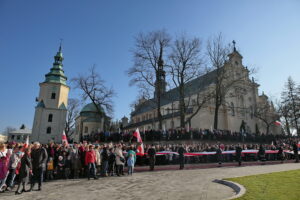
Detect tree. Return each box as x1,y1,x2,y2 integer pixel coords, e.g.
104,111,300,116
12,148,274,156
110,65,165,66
72,66,115,119
65,98,80,138
206,33,255,129
128,30,171,130
281,77,300,134
3,126,16,135
206,33,230,129
277,101,292,135
168,34,204,128
254,101,278,134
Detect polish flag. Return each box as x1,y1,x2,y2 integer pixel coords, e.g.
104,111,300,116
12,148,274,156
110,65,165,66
133,128,144,156
62,130,69,145
274,121,282,126
24,136,29,148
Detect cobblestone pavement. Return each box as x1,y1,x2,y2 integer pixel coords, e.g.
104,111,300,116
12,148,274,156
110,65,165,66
1,163,300,200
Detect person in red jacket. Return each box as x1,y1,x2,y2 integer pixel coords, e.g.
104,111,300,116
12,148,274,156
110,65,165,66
85,145,98,180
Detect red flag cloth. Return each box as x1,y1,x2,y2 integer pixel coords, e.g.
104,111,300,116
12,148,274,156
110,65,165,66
62,131,69,145
23,135,29,149
133,128,144,155
274,121,282,126
133,128,143,143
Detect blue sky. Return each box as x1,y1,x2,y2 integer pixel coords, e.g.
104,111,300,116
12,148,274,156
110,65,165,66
0,0,299,132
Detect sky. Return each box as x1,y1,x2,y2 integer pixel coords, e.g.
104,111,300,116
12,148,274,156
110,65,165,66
0,0,299,133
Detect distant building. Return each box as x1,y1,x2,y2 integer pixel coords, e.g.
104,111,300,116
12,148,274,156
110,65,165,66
31,45,70,144
74,103,107,142
0,134,7,143
8,124,31,143
125,47,280,135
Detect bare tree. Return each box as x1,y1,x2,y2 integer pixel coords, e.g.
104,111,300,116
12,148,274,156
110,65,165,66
206,33,255,129
128,30,171,130
72,66,115,117
65,98,80,138
254,101,279,134
3,126,16,135
168,34,204,128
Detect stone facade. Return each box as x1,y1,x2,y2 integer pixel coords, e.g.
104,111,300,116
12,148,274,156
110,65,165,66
125,49,280,135
31,46,69,144
74,103,105,142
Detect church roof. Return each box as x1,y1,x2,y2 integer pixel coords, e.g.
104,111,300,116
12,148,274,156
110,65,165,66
36,100,45,108
131,69,217,116
80,103,104,114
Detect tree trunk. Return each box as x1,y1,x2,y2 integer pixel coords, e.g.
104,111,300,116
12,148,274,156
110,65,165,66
179,84,185,128
284,118,291,135
214,91,220,130
266,124,270,135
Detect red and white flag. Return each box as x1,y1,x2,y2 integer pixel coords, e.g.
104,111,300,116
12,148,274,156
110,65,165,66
274,120,282,126
133,128,144,156
62,130,69,145
24,135,29,148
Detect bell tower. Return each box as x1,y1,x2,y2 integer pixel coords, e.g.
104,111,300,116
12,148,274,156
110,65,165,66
31,44,70,143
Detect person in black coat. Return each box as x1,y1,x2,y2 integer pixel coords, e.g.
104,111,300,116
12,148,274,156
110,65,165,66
293,142,299,163
235,144,243,166
30,142,48,191
147,145,156,171
258,144,266,163
216,145,223,166
178,145,186,170
15,148,32,195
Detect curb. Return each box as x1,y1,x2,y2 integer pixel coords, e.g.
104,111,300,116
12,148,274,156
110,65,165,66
213,179,246,200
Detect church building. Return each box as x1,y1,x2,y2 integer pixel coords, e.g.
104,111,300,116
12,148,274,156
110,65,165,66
31,45,70,143
125,45,280,135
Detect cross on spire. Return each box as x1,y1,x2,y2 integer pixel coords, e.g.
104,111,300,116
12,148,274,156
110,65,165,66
59,38,63,52
232,40,236,52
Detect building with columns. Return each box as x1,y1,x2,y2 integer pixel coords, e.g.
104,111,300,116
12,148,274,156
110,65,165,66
125,46,280,135
31,45,70,143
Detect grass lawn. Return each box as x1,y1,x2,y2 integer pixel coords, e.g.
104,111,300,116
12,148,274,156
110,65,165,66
227,169,300,200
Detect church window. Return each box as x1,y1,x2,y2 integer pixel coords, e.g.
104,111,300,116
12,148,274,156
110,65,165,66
17,135,20,140
48,114,53,122
250,106,254,119
11,135,15,140
47,127,51,134
51,93,56,99
235,61,239,66
84,126,88,133
231,102,235,116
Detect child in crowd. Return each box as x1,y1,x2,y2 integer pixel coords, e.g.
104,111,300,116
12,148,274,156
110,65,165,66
46,157,54,180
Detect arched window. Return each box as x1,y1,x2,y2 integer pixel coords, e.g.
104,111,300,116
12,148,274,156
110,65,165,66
48,114,53,122
250,106,254,119
47,127,51,134
84,126,88,133
231,102,235,116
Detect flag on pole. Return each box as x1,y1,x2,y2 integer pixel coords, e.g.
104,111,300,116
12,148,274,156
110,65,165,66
133,128,144,156
62,130,69,145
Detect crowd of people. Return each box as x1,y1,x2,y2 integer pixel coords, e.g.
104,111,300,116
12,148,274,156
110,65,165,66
84,129,290,144
0,132,299,196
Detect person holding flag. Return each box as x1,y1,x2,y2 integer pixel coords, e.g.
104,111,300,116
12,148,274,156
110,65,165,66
133,128,144,156
62,131,69,146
